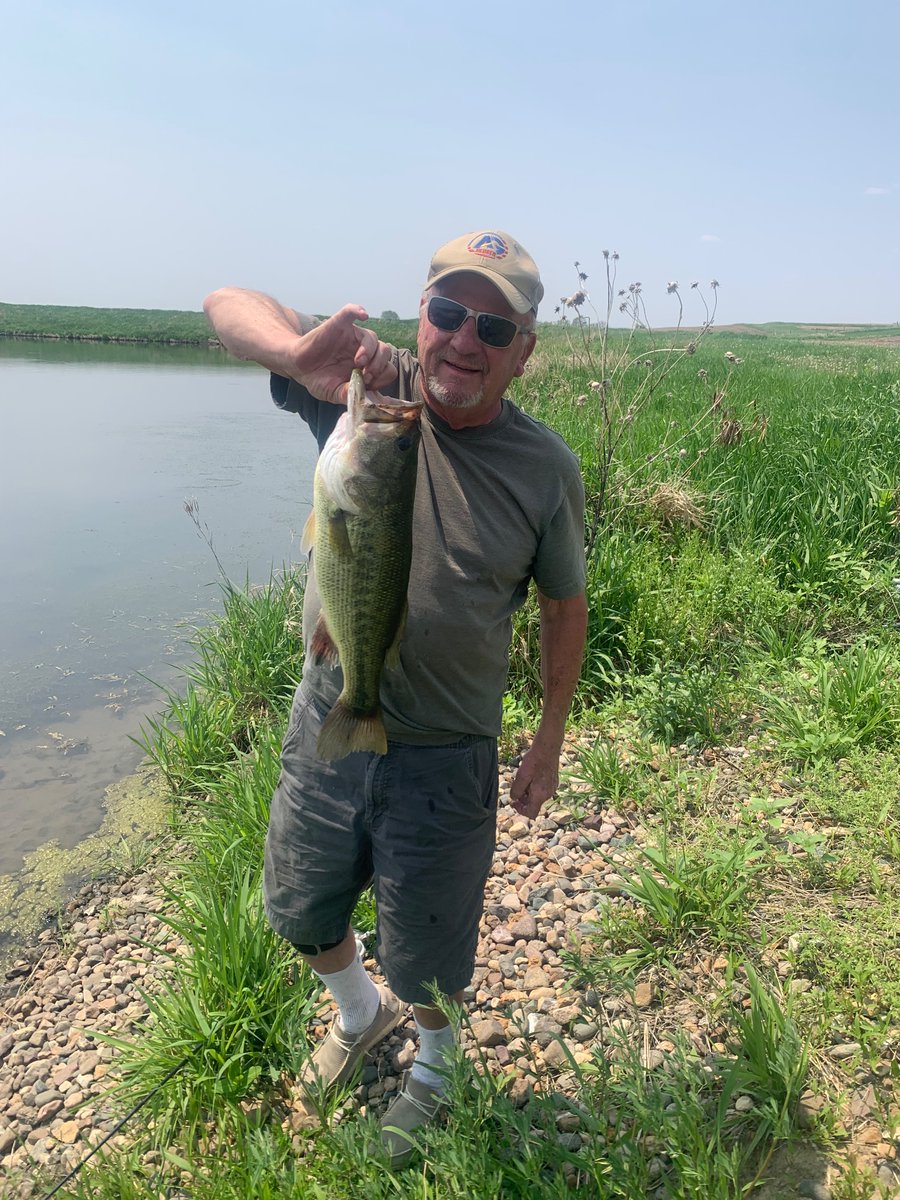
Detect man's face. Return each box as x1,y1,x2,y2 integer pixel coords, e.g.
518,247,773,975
416,273,537,428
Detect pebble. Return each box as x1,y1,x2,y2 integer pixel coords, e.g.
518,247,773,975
828,1042,862,1060
796,1182,830,1200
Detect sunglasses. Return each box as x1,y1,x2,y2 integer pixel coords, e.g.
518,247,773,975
426,296,530,349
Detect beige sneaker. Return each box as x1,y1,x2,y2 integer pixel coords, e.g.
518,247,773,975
294,987,405,1112
379,1070,449,1167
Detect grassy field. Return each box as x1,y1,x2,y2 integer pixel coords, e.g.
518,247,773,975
3,300,899,350
0,302,216,343
21,320,900,1198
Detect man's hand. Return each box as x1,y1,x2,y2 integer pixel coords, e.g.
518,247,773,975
202,288,397,404
287,304,397,404
509,740,560,821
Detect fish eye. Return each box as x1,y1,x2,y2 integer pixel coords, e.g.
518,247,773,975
396,436,412,452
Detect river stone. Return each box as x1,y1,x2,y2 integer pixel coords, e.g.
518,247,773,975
508,914,538,941
523,966,550,991
470,1019,506,1048
796,1183,830,1200
828,1042,861,1060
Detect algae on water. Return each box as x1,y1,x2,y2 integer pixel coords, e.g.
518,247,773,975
0,764,172,970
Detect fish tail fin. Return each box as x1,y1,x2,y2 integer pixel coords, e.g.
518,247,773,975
317,700,387,761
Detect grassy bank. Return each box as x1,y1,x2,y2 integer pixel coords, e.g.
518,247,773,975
4,301,899,350
23,321,900,1198
0,303,217,344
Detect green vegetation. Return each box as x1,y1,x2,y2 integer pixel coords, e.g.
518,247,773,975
27,304,900,1198
0,302,216,343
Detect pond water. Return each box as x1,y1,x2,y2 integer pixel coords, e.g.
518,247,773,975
0,339,316,881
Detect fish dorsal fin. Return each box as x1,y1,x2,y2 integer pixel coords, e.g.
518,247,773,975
300,509,316,555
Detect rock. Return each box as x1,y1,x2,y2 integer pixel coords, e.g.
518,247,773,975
507,1077,532,1108
828,1042,861,1060
641,1049,666,1070
734,1095,754,1113
846,1084,876,1119
797,1093,827,1130
555,1111,581,1133
36,1099,64,1123
491,925,515,946
796,1183,830,1200
632,981,655,1008
523,966,550,991
571,1023,598,1043
541,1039,571,1069
470,1019,506,1049
508,914,538,942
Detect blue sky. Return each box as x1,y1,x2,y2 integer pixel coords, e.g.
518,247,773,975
2,0,897,324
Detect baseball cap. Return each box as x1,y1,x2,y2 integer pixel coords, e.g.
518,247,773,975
426,230,544,315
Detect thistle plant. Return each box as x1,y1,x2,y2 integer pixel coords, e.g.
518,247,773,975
555,254,761,554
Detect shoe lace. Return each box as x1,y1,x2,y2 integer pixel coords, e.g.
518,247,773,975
400,1078,446,1118
331,1022,364,1052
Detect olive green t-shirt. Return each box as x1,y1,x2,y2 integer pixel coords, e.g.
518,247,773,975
271,348,586,743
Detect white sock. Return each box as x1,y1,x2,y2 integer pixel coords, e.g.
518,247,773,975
410,1019,455,1093
313,955,380,1035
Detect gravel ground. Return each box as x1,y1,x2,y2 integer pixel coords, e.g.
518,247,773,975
1,749,897,1198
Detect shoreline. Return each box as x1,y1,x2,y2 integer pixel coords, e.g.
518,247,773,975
0,331,221,347
0,765,173,979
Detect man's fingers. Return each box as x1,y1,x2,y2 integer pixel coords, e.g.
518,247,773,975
353,330,395,380
331,303,369,326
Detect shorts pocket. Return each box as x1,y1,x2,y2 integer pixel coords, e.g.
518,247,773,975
462,737,499,811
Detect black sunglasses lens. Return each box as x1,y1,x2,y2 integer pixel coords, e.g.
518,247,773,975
428,297,466,332
476,314,517,348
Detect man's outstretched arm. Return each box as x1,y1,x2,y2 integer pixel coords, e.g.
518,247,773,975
203,288,397,404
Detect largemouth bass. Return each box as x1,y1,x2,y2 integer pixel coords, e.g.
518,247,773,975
302,368,422,760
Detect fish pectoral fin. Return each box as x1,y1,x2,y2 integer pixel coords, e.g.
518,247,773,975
384,601,408,671
327,510,353,558
300,509,316,556
309,613,340,666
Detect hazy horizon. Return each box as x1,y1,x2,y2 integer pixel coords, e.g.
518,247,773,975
2,1,897,327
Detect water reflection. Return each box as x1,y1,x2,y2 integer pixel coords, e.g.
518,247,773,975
0,340,316,875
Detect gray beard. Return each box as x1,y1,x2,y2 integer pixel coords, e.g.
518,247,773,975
426,372,484,410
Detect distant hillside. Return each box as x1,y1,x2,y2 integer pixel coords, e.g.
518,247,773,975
2,303,898,347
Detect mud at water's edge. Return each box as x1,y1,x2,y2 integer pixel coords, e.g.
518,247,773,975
0,763,172,973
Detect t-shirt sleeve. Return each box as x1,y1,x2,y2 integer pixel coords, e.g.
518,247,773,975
532,459,587,599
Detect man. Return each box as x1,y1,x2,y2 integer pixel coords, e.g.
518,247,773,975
203,230,588,1166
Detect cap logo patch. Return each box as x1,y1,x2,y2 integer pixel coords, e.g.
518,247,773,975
466,232,509,260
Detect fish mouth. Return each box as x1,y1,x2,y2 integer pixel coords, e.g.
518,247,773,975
359,396,424,425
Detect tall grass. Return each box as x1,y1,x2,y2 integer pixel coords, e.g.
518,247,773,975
35,326,900,1199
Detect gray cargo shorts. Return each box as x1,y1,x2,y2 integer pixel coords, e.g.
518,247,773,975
263,686,499,1006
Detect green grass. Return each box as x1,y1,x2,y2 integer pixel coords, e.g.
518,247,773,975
0,302,218,342
19,323,900,1200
